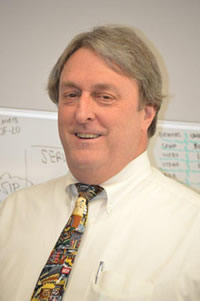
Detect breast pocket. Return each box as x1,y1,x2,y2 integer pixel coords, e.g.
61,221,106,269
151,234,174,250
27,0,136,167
87,270,154,301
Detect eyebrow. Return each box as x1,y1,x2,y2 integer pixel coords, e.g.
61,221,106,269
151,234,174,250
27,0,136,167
91,83,120,96
60,81,120,96
59,81,80,90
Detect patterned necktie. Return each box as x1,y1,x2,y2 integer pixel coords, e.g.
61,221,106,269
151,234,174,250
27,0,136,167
31,183,103,301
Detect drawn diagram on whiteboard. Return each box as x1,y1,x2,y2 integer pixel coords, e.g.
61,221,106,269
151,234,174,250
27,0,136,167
0,172,33,201
0,109,68,202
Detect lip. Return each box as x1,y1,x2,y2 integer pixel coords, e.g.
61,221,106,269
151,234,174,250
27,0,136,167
71,132,103,144
75,133,101,139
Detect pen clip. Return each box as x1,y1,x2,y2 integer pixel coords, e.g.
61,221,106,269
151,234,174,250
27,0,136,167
95,261,104,284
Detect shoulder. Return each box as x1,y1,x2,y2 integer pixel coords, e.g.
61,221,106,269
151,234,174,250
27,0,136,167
150,167,200,208
0,175,68,211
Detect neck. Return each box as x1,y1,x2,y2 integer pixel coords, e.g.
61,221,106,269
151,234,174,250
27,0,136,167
70,168,110,185
68,151,147,185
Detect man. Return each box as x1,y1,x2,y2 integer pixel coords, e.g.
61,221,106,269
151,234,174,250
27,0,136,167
1,25,200,301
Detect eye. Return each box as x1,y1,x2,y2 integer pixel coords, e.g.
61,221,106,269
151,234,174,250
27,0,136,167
61,90,81,104
94,93,115,104
64,92,80,98
101,95,111,99
97,94,112,99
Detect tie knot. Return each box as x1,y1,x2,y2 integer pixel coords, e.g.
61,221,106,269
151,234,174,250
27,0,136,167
75,183,103,201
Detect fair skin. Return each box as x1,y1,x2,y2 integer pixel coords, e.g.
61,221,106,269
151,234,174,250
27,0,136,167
58,47,155,184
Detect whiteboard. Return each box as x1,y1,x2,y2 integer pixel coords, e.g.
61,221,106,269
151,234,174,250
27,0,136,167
0,108,200,202
0,108,67,202
148,121,200,194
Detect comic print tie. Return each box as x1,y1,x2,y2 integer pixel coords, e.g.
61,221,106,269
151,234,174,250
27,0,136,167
31,183,103,301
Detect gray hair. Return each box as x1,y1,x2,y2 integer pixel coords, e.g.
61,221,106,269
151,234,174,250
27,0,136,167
48,25,164,137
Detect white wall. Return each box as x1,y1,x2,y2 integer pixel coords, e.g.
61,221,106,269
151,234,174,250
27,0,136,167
0,0,200,123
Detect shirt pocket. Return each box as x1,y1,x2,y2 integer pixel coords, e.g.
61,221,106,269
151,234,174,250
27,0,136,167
87,270,154,301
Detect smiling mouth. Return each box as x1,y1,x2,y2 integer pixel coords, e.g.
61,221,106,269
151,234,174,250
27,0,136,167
75,133,101,139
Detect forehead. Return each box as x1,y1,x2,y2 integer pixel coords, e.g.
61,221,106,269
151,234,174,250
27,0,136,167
61,47,115,75
59,48,138,91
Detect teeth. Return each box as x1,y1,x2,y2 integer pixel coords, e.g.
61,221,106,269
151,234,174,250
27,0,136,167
76,133,100,139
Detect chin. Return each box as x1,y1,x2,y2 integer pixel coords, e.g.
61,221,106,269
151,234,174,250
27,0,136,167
67,157,99,170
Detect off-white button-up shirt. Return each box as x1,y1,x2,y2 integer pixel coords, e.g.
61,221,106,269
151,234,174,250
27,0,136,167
1,152,200,301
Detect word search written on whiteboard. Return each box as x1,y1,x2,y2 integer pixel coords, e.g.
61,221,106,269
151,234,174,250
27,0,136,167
0,108,200,202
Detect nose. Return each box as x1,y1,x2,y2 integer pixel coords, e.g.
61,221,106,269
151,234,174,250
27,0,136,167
74,94,95,124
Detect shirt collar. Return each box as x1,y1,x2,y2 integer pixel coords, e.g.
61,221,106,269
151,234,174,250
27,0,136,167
101,151,152,210
65,151,152,212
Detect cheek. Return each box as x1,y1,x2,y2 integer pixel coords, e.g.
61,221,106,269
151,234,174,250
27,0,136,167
58,106,64,125
57,110,70,141
57,115,64,135
121,111,144,140
58,106,72,127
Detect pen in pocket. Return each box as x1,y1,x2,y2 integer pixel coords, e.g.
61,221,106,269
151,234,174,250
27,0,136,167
95,261,104,284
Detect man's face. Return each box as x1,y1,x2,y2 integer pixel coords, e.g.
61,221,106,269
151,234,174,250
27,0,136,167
58,47,155,183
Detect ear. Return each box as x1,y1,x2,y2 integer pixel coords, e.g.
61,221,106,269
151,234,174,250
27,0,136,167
143,105,156,130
